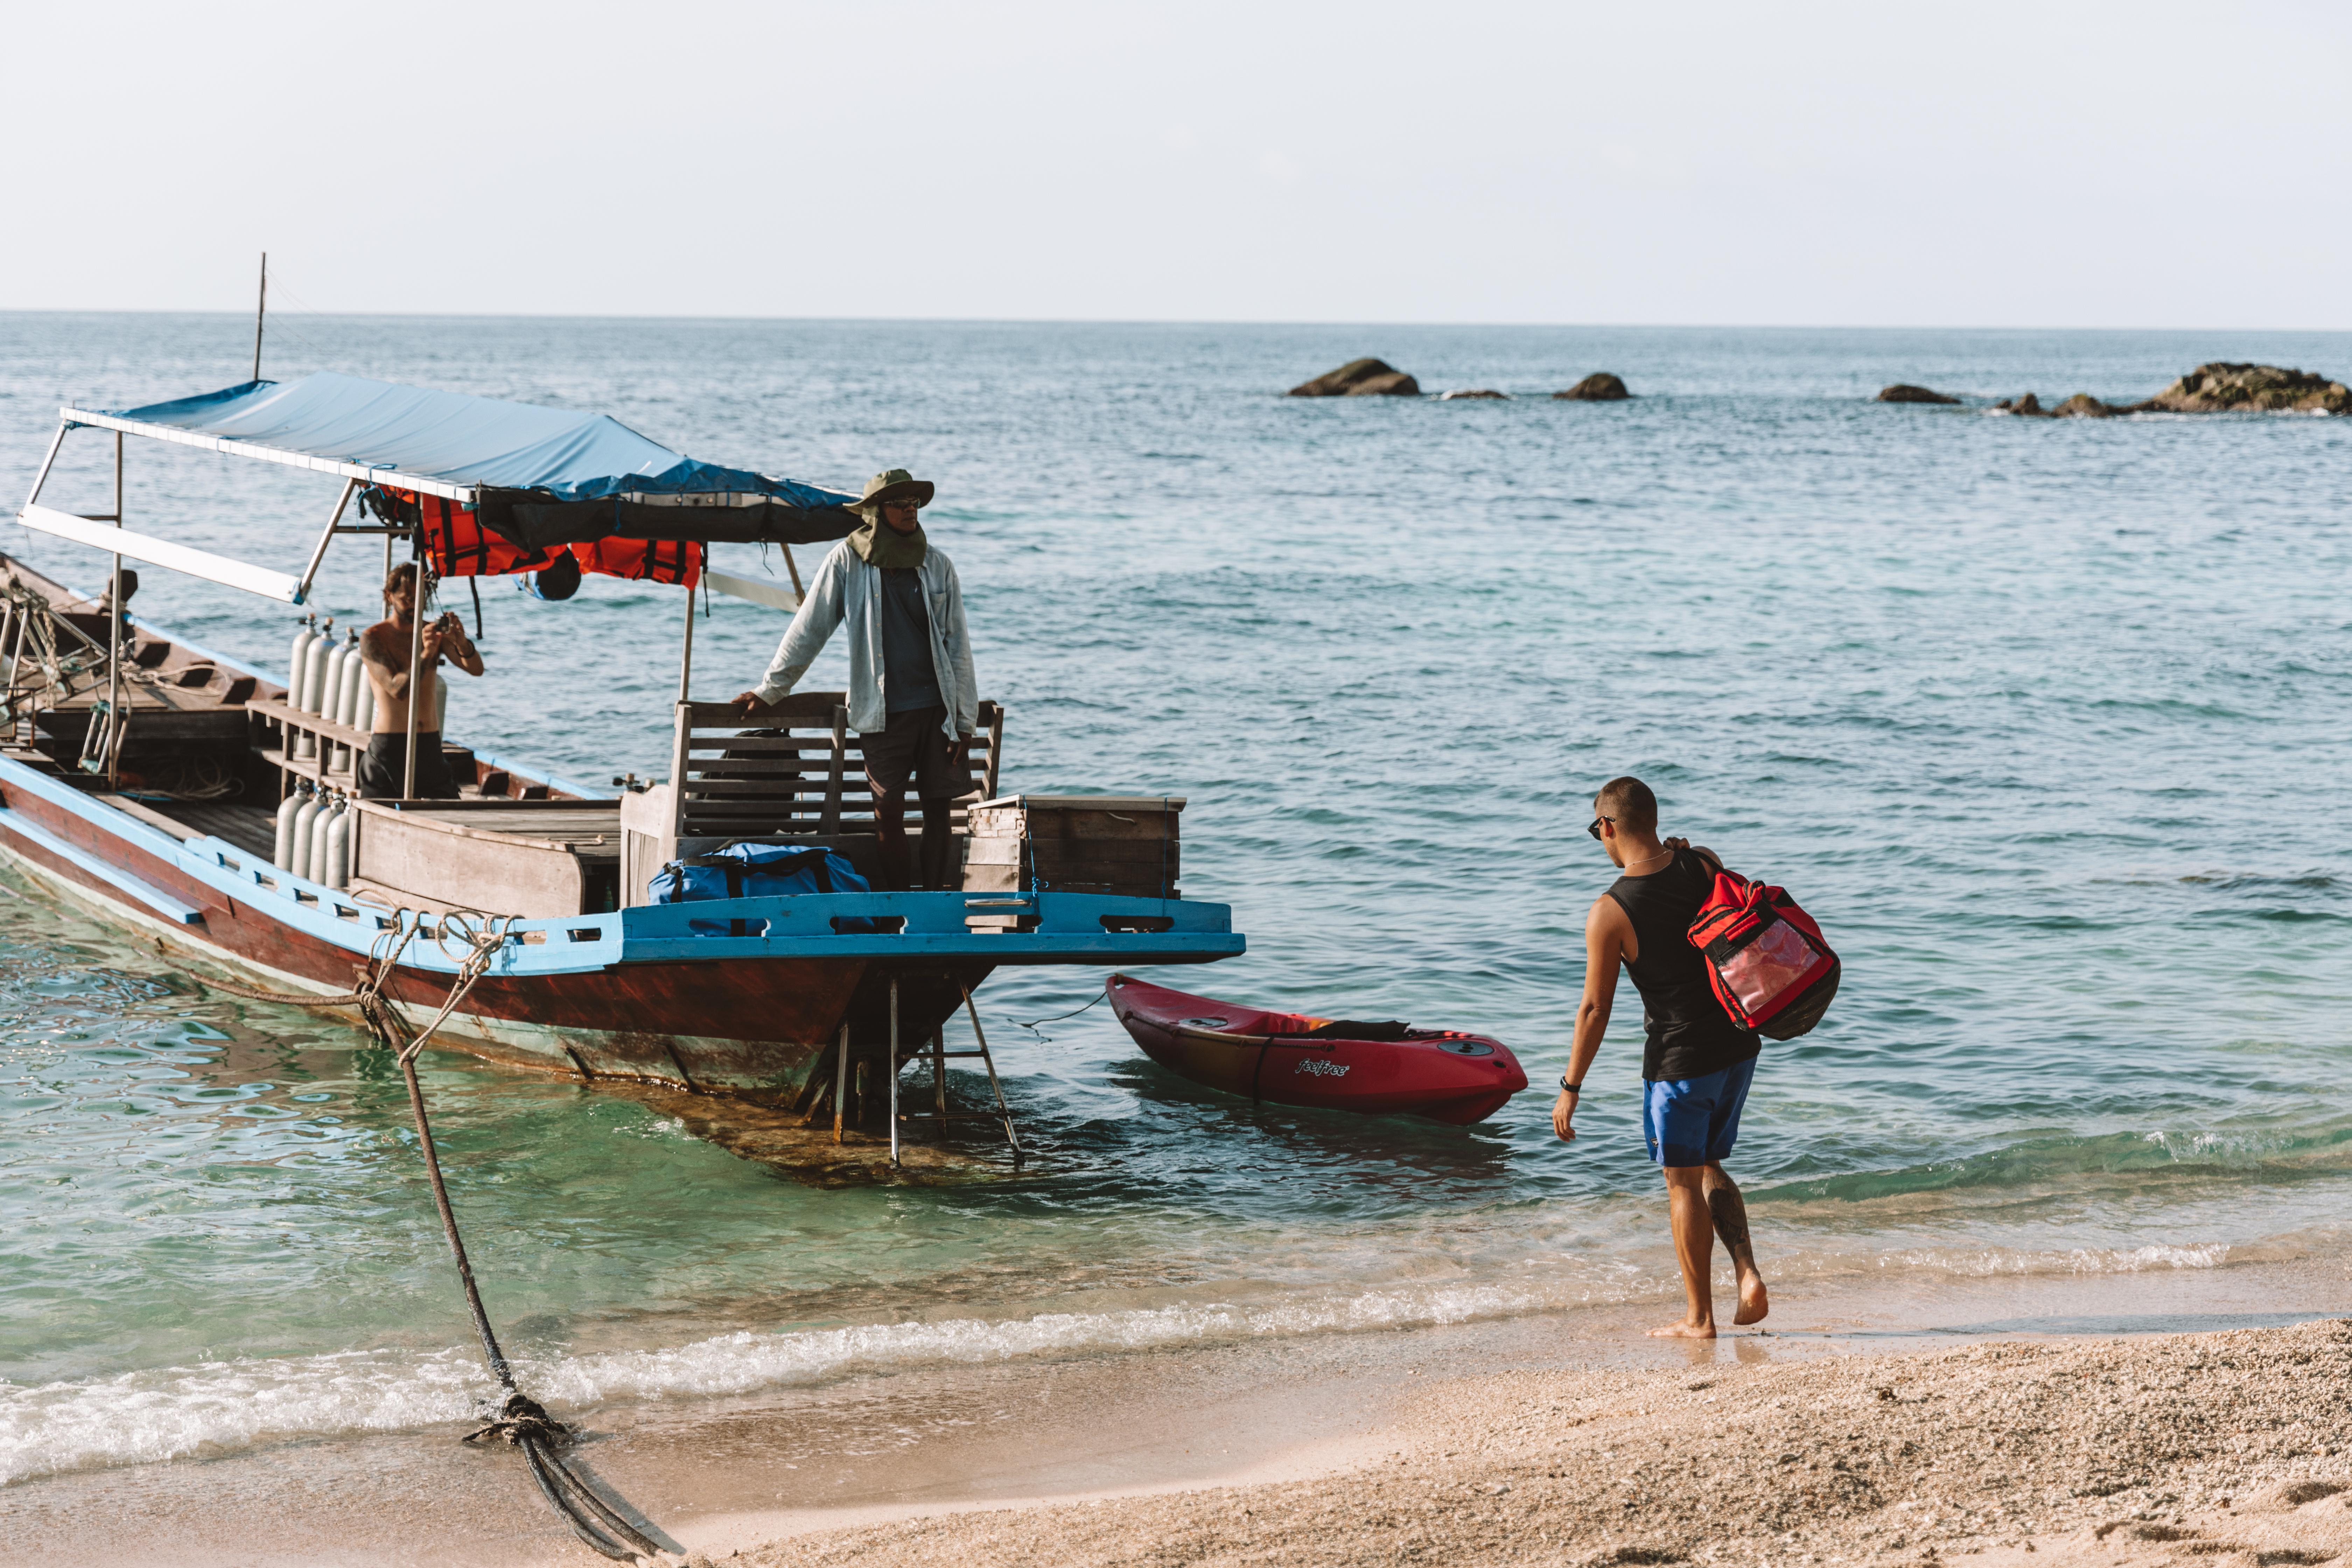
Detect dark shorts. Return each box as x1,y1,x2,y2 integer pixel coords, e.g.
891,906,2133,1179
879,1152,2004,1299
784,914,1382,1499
357,732,458,800
862,706,961,801
1642,1056,1757,1168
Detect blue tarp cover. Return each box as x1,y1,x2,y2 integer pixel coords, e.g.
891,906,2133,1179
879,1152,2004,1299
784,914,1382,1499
101,373,855,509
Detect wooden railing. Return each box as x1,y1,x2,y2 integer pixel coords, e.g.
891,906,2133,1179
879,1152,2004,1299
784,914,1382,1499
666,696,1003,840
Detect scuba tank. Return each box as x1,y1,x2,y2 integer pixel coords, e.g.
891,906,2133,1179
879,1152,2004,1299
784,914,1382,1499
273,781,308,870
287,615,317,709
324,794,353,890
334,630,365,727
308,793,339,886
290,785,323,882
318,632,350,771
296,617,332,760
287,615,318,758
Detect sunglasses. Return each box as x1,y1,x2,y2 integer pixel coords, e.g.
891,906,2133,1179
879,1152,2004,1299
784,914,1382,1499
1587,814,1613,840
883,499,920,511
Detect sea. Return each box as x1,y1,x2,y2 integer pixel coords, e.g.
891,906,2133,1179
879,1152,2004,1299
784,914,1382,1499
0,315,2347,1491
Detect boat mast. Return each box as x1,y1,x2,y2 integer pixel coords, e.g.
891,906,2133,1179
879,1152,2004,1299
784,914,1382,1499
251,253,267,383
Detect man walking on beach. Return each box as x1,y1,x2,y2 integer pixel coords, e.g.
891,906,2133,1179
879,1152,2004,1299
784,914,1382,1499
1553,777,1770,1338
732,469,977,891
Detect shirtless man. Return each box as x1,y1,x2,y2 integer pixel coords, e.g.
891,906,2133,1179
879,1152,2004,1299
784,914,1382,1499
356,563,483,800
1553,776,1770,1338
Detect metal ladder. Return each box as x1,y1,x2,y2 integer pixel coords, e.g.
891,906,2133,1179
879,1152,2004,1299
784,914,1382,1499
825,973,1023,1168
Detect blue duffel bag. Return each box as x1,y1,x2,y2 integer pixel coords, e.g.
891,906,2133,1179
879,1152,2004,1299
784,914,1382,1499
649,842,878,935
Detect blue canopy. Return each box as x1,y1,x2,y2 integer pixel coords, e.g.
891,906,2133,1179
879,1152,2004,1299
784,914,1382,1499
106,373,856,510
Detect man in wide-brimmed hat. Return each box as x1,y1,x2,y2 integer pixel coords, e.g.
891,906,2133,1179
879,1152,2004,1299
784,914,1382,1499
734,469,977,891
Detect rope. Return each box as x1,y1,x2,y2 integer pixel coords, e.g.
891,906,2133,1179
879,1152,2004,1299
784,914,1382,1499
1009,987,1107,1038
188,912,673,1564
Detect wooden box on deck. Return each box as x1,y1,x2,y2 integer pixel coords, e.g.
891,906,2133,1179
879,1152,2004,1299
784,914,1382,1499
962,796,1183,898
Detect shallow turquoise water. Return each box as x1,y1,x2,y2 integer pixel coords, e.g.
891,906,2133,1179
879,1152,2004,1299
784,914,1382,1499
1,317,2347,1482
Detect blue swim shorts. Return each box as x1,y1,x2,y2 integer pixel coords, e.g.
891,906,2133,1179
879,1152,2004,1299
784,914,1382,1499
1641,1056,1758,1168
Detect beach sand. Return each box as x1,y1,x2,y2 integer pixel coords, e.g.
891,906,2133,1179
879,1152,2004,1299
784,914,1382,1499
10,1265,2347,1566
736,1318,2352,1568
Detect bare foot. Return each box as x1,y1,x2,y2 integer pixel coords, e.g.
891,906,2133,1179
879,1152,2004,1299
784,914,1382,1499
1733,1274,1770,1326
1647,1320,1717,1339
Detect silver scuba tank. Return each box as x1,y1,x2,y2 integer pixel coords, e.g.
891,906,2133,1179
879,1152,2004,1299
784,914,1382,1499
318,634,349,770
287,615,317,709
273,781,307,870
290,787,323,881
308,793,337,886
296,617,332,760
324,796,353,890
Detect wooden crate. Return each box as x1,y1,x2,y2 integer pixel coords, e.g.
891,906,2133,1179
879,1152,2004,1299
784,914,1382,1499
963,795,1183,898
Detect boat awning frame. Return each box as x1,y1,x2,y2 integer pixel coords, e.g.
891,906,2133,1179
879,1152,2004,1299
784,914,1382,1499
18,398,835,612
63,405,477,502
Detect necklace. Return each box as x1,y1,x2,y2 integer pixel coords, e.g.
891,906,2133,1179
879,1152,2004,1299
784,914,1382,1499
1623,847,1673,872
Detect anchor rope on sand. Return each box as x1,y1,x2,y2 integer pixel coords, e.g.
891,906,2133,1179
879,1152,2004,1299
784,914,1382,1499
189,911,674,1564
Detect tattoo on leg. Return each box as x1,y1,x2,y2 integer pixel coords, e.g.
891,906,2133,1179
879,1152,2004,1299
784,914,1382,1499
1704,1171,1753,1255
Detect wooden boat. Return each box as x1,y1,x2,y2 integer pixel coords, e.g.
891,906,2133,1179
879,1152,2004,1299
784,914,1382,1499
1106,974,1526,1125
1,374,1242,1144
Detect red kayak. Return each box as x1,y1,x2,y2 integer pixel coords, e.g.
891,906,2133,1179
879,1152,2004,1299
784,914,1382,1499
1106,974,1528,1125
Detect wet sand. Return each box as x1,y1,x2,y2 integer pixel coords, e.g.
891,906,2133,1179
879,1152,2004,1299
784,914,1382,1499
739,1314,2352,1568
8,1260,2346,1566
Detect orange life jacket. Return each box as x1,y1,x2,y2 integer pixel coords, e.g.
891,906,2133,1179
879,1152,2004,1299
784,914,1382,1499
567,537,704,588
386,488,701,588
405,491,559,578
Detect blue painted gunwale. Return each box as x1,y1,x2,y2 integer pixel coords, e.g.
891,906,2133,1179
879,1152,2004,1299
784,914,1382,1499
0,754,1244,977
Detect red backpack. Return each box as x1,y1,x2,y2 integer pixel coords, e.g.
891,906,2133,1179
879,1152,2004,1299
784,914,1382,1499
1686,869,1841,1040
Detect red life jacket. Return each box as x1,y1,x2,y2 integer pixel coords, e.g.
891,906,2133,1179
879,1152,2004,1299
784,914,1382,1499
567,537,703,588
383,487,702,588
1687,871,1841,1040
407,491,559,578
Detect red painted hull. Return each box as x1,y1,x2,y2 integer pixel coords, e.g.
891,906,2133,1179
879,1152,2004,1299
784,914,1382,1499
1106,974,1527,1126
0,777,980,1097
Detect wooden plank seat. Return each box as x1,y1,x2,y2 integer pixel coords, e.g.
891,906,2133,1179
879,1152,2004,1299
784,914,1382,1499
674,695,1003,838
617,694,1006,904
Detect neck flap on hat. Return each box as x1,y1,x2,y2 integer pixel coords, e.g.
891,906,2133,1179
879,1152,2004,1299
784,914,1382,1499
848,516,927,570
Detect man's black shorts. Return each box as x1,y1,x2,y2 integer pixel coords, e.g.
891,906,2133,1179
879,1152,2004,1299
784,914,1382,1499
862,706,963,801
357,732,460,800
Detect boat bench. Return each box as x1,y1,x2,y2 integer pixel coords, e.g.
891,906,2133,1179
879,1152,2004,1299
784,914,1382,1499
619,695,1004,905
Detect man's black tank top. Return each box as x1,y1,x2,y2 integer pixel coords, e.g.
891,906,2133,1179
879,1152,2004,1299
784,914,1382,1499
1606,847,1760,1083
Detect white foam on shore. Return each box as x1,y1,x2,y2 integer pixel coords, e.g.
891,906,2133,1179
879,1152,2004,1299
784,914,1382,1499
0,1279,1582,1485
0,1235,2283,1487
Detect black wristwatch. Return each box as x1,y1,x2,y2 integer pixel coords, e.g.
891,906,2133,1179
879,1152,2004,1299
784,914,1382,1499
1559,1076,1582,1093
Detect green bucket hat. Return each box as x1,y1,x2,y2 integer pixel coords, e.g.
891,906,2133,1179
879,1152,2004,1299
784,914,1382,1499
850,468,936,516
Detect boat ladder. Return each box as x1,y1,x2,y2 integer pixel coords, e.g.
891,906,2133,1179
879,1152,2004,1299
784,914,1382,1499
818,974,1023,1169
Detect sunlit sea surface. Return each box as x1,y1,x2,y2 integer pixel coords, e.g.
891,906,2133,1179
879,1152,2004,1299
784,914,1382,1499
1,315,2346,1485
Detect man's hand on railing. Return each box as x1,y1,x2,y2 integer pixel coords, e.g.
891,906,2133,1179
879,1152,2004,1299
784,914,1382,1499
731,691,774,720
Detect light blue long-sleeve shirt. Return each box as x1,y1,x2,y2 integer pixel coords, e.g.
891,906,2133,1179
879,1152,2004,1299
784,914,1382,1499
749,539,978,737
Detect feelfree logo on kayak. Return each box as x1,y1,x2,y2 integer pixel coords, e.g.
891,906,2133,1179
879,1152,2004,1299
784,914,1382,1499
1296,1059,1350,1078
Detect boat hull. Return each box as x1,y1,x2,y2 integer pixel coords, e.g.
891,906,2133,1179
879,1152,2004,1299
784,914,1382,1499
1106,974,1527,1126
0,760,1244,1100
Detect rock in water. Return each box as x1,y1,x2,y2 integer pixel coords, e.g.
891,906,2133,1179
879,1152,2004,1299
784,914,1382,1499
1440,389,1510,400
1553,373,1630,401
1877,384,1960,404
1288,358,1422,397
1993,393,2054,417
2052,394,2115,419
2136,363,2350,415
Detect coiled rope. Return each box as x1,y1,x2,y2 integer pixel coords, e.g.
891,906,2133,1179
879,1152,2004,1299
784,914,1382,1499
192,911,672,1564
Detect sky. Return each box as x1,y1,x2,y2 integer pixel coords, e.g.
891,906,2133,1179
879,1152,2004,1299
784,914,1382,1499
3,0,2346,328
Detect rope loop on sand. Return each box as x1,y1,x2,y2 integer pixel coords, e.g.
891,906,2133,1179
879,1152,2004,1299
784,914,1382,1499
463,1392,570,1447
186,908,672,1564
